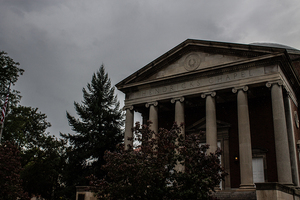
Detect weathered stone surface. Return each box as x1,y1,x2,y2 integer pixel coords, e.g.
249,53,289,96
212,190,256,200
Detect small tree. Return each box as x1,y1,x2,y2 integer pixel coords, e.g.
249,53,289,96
0,141,29,200
90,122,226,200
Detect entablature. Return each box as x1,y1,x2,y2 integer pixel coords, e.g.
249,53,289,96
124,64,285,106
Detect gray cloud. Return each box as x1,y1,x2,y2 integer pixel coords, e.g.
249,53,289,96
0,0,299,136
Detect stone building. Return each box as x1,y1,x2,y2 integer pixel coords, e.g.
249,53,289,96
116,39,300,200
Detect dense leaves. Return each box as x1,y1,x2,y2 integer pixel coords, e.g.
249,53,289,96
20,134,66,200
0,51,24,86
2,105,66,199
0,51,23,107
3,106,51,148
61,65,124,198
90,122,226,200
0,141,29,200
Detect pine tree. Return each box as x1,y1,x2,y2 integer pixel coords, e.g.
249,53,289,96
61,65,124,194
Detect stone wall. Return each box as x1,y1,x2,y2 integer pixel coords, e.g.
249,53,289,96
256,182,300,200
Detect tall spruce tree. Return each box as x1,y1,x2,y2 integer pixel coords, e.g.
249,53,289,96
61,65,124,195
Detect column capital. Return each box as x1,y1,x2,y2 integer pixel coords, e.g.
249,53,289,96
123,105,134,111
171,97,185,104
232,86,248,93
266,80,283,88
201,91,216,98
145,101,158,108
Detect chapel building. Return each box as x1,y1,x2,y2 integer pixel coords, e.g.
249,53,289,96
116,39,300,200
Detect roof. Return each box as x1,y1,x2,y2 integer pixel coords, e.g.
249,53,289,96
116,39,295,90
250,43,300,54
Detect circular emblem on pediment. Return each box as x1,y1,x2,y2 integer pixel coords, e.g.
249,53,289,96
184,53,201,71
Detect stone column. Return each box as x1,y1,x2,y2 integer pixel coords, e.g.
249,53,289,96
266,81,293,185
223,135,231,190
201,92,217,154
124,106,134,150
284,93,300,186
171,97,185,135
232,86,254,189
171,97,185,172
145,101,158,133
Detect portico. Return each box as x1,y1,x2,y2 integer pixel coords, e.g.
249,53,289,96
116,39,300,196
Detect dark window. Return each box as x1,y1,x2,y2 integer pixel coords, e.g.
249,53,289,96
78,194,85,200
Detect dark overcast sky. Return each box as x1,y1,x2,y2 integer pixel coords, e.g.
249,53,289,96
1,0,300,136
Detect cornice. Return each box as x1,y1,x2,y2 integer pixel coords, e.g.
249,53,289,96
277,52,300,96
116,39,287,89
118,53,285,92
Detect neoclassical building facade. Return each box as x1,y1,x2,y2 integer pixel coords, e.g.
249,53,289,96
116,39,300,199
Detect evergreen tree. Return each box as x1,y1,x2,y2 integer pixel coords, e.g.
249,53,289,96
61,65,124,197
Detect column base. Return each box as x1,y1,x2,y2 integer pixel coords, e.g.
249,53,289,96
278,182,294,186
239,184,255,190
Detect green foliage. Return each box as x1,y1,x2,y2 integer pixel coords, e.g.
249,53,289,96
61,65,124,198
0,51,24,86
21,134,66,200
3,105,66,199
3,105,51,148
0,141,29,200
90,122,226,200
0,51,24,107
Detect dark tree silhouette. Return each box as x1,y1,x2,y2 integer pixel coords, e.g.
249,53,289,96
0,141,29,200
90,122,226,200
61,65,124,199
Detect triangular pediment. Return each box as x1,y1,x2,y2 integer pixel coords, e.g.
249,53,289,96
116,39,288,91
147,51,248,81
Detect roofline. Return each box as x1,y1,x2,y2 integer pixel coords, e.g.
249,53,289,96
116,39,288,89
117,52,286,91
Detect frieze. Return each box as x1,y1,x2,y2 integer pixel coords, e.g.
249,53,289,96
128,67,265,100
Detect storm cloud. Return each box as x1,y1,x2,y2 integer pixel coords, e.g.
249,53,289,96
1,0,300,136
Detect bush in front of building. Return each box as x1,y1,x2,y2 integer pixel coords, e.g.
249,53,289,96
89,122,226,200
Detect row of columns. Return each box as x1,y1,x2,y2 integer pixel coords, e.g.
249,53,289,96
124,80,294,187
